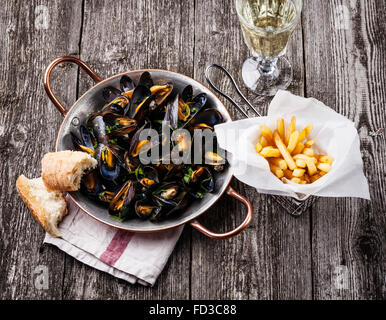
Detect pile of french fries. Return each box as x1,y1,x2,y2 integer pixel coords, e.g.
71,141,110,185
255,116,333,184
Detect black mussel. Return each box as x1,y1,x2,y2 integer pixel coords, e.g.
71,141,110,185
204,151,226,166
128,123,151,157
181,85,193,102
97,144,120,181
138,71,154,88
91,115,109,145
102,86,121,102
177,98,191,122
188,108,224,131
150,83,173,106
127,85,151,118
103,113,137,136
120,75,135,93
102,96,129,114
180,93,208,128
164,94,179,130
109,180,136,219
183,166,214,198
135,199,161,220
135,166,159,188
124,151,140,173
71,125,95,156
97,190,116,204
81,170,103,197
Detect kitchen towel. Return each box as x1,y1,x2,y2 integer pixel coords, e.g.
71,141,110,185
44,196,184,286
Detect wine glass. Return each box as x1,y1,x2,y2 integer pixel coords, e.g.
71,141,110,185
235,0,302,96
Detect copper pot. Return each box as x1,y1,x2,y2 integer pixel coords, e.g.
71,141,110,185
44,56,253,239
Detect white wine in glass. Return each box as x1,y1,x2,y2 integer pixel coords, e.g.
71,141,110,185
235,0,302,96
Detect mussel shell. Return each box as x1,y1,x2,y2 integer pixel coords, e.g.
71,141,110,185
102,86,121,102
135,199,161,220
91,115,109,144
81,170,103,196
108,180,136,219
97,145,120,181
136,166,159,188
151,83,173,106
180,93,208,128
181,85,193,102
163,94,179,130
120,75,135,92
137,71,154,88
188,108,224,130
103,113,137,136
127,85,151,118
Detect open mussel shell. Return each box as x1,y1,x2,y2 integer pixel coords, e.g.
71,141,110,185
108,180,136,220
179,93,208,128
134,199,161,220
97,144,120,181
103,112,137,136
81,170,104,197
97,190,116,204
71,125,95,156
150,83,173,106
102,86,121,102
136,166,159,188
120,75,135,93
188,108,224,130
127,85,153,119
138,71,154,89
181,85,193,102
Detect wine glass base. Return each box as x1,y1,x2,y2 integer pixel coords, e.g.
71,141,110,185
242,56,293,96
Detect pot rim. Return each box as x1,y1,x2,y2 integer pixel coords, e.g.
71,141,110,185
55,68,234,233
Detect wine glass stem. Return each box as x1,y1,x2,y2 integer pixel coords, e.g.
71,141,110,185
257,57,278,76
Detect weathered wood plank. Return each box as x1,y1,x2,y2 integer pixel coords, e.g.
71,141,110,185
303,0,386,299
61,0,195,299
0,0,82,299
191,0,312,299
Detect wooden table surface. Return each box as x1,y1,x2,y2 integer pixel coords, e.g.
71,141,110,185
0,0,385,300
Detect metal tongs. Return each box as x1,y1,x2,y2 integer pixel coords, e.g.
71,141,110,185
205,64,317,217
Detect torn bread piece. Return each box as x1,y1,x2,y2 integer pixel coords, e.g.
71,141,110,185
41,151,97,191
16,175,67,237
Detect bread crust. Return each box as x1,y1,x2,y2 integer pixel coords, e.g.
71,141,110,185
41,151,97,191
16,175,67,237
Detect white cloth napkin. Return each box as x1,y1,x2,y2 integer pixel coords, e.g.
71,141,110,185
215,90,370,200
44,196,184,286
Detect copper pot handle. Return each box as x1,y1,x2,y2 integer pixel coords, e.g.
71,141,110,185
43,56,103,116
190,186,253,239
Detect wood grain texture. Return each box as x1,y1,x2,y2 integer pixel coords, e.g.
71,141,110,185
0,0,82,299
303,0,385,299
191,0,312,300
0,0,384,300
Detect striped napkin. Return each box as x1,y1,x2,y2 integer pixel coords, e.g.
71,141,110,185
44,196,184,286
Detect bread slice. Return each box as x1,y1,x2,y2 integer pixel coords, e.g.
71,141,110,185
16,175,67,237
41,151,97,191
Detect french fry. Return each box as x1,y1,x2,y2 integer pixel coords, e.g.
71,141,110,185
260,125,273,144
273,131,296,170
310,173,321,183
298,122,313,143
305,139,315,147
269,164,284,178
293,168,305,177
317,162,331,173
287,131,299,153
270,158,288,170
285,116,296,145
291,177,302,184
255,143,263,153
277,118,285,141
260,146,281,157
305,158,317,176
319,155,333,165
292,142,305,155
295,159,307,168
283,169,293,179
303,148,315,157
293,154,318,164
259,135,269,147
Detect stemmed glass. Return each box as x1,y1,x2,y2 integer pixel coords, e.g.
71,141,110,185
235,0,302,96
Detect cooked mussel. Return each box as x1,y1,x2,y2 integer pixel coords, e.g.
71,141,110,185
109,180,136,219
150,83,173,106
103,113,137,136
102,86,122,103
81,170,103,196
98,190,116,204
138,71,154,88
136,166,159,188
97,144,120,181
188,108,224,131
120,75,135,93
71,125,95,156
181,85,193,102
135,199,161,220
